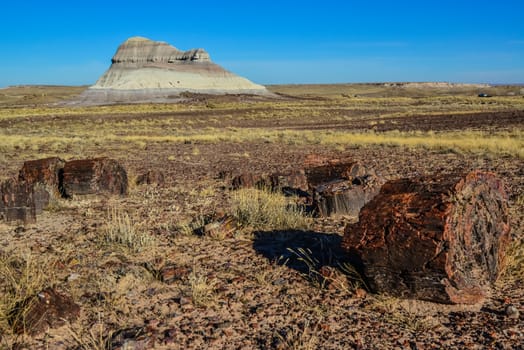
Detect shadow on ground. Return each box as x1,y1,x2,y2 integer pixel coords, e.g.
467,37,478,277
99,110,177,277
252,230,354,275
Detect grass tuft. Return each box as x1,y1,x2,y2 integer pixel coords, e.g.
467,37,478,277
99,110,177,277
188,270,217,307
231,188,310,230
104,208,156,253
0,252,55,334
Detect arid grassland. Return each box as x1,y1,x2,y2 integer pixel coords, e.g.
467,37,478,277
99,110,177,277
0,84,523,349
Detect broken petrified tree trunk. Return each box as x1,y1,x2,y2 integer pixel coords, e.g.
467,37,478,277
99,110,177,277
18,157,66,212
62,158,128,197
231,170,308,193
0,179,36,224
18,157,65,196
342,170,510,304
309,161,385,218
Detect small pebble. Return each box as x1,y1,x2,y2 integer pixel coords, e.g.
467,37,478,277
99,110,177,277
67,273,81,282
505,304,520,320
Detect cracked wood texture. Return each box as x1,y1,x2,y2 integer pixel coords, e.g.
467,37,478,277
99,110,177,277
18,157,65,212
63,158,128,196
0,178,36,224
18,157,65,196
311,162,385,218
342,170,510,304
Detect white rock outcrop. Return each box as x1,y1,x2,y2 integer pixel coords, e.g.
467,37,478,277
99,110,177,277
77,37,270,104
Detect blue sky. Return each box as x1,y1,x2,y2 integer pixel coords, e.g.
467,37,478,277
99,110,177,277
0,0,523,87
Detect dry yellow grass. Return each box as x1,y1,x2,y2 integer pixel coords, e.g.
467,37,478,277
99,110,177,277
0,251,57,335
103,208,157,253
1,127,522,161
231,188,311,231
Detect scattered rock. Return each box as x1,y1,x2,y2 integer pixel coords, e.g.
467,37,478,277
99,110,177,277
109,326,156,350
62,158,128,196
319,266,349,291
202,215,237,239
159,264,191,284
342,170,510,304
135,170,165,186
355,288,367,299
505,304,520,319
8,288,80,335
67,273,81,282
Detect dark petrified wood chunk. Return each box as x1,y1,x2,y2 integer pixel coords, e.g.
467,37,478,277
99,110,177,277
342,170,510,304
63,158,128,196
231,173,270,190
135,169,165,186
8,288,80,335
310,161,385,217
18,157,65,196
269,170,309,192
0,178,36,224
305,160,369,189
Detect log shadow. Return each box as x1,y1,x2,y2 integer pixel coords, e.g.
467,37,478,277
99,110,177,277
252,230,361,278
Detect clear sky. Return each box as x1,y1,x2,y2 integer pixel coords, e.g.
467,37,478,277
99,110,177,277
1,0,523,87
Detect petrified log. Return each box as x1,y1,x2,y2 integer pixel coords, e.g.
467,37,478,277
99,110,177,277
310,162,385,217
18,157,65,197
269,170,308,193
305,160,369,189
18,157,65,212
63,158,128,196
231,173,270,190
0,179,36,224
342,171,510,304
314,178,383,218
135,170,165,186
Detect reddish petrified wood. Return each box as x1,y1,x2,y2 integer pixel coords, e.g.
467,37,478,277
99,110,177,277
342,171,510,304
63,158,128,196
18,157,65,196
17,157,65,213
0,178,36,224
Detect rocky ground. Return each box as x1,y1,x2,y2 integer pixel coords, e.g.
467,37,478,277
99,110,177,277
0,86,523,349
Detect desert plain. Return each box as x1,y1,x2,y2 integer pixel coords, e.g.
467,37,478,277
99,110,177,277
0,83,523,349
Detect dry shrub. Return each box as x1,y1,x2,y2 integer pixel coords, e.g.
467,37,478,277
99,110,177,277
104,208,156,253
0,251,56,334
188,270,217,307
501,238,524,283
